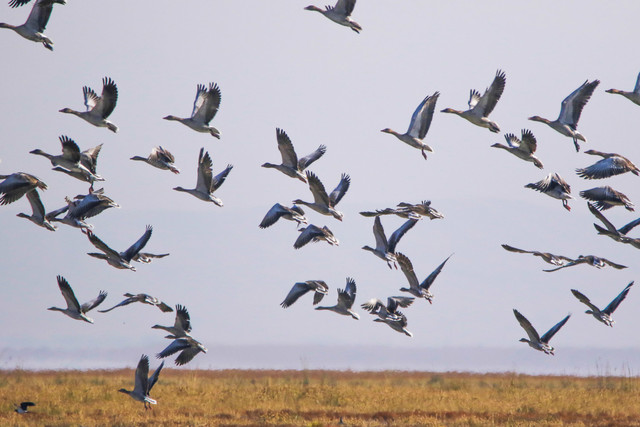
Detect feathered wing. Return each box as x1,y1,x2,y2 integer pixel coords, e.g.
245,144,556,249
281,282,314,308
147,360,164,393
407,92,439,139
334,0,355,16
92,77,118,119
134,355,150,396
501,244,533,255
25,189,46,219
190,84,208,119
174,346,202,366
338,277,357,309
98,295,137,313
259,203,288,228
513,309,541,343
576,157,629,180
157,339,191,359
59,135,81,163
121,225,153,262
587,202,617,233
473,69,506,116
420,254,453,290
540,314,570,344
311,281,329,305
329,173,350,206
603,282,634,315
193,82,221,124
293,225,323,249
298,145,327,170
571,289,601,313
211,164,233,192
195,148,214,192
275,128,299,168
174,305,192,333
618,218,640,236
56,275,81,311
601,258,627,270
396,253,419,289
371,216,389,251
25,0,53,32
519,129,538,155
387,218,418,253
558,80,599,128
81,290,107,313
306,171,331,206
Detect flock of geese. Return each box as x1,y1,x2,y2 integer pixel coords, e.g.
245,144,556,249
2,0,639,413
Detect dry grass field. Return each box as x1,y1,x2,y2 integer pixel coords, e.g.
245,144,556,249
1,369,640,426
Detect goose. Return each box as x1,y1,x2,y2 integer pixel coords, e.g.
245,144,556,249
305,0,361,33
16,189,56,231
157,337,207,366
397,252,452,304
360,296,414,322
525,172,573,211
360,200,444,220
30,136,101,184
587,202,640,249
262,128,326,183
362,217,418,269
51,143,104,190
14,401,35,414
47,275,107,323
259,203,307,229
98,293,173,313
576,150,639,179
513,309,570,355
132,252,170,263
9,0,64,7
47,188,119,230
293,171,349,221
163,82,221,138
491,129,544,169
580,186,634,211
118,354,163,410
571,282,634,327
281,280,329,308
501,244,574,267
543,255,627,272
0,0,61,50
606,72,640,106
441,69,506,133
381,91,439,160
85,225,152,271
0,172,47,205
315,277,359,319
131,146,179,174
152,304,192,339
294,224,339,249
374,311,412,337
59,77,119,132
529,79,599,151
173,148,232,206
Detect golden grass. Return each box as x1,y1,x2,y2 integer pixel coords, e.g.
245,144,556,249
1,369,639,426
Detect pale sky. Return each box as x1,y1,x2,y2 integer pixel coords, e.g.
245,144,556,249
0,1,639,373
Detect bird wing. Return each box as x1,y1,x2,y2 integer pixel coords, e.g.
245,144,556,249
83,86,99,111
540,314,571,344
387,218,418,253
329,173,350,206
360,298,384,312
501,244,533,255
56,275,81,312
86,231,120,258
276,128,299,168
121,225,153,262
407,92,439,139
281,282,314,308
92,77,118,119
513,309,541,343
174,346,202,366
518,129,538,155
603,281,634,315
190,84,208,119
576,157,629,180
25,0,52,32
503,133,520,149
467,89,481,110
619,218,640,236
194,82,221,124
174,305,192,333
157,339,191,359
420,254,453,291
525,173,554,193
211,164,233,192
601,258,627,270
338,277,357,309
389,296,415,308
570,289,600,313
134,355,150,396
259,203,288,229
9,0,32,7
371,216,389,251
97,295,137,313
81,290,107,313
25,190,46,220
472,70,506,116
396,252,419,289
298,145,327,171
306,171,331,206
543,260,580,272
634,72,640,94
196,148,214,192
587,202,617,233
311,280,329,305
157,302,174,313
581,186,630,209
59,135,81,163
334,0,355,16
558,80,599,128
147,360,164,393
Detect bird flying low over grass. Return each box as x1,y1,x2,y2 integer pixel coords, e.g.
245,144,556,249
157,337,207,366
14,401,35,414
152,304,192,339
361,296,415,337
571,282,634,327
118,354,163,410
513,309,570,355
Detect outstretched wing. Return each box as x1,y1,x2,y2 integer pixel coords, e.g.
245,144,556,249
558,80,599,128
329,173,350,206
81,290,107,313
276,128,298,168
86,231,120,259
194,82,221,124
147,360,164,393
603,281,634,315
407,92,439,139
92,77,118,119
387,219,418,253
281,282,314,308
540,314,570,344
570,289,600,313
420,254,453,291
298,145,326,171
56,275,80,311
513,309,540,343
121,225,153,262
98,295,137,313
473,70,506,117
211,164,233,192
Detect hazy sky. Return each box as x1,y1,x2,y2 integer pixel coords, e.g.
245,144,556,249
1,1,639,373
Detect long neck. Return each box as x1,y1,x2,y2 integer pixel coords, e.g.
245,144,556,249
130,156,148,162
0,23,16,30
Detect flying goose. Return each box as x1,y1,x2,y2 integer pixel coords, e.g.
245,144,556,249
305,0,361,33
501,244,574,267
16,189,56,231
59,77,118,132
14,401,35,414
606,72,640,106
576,150,639,179
571,282,634,327
293,171,349,221
397,252,452,304
47,275,106,323
131,146,179,174
173,148,232,206
441,69,506,133
491,129,544,169
580,186,634,211
85,225,152,271
98,293,173,313
360,296,414,322
381,91,439,160
30,136,101,184
0,0,62,50
374,311,412,337
281,280,329,308
118,354,163,410
9,0,64,7
262,128,326,183
360,200,444,220
362,217,418,269
157,337,207,366
163,82,221,138
293,224,339,249
587,202,640,249
513,309,570,355
529,79,600,151
132,252,170,263
543,255,627,272
47,189,119,230
315,277,359,319
259,203,307,229
525,172,573,211
152,304,192,339
0,172,47,205
51,143,104,190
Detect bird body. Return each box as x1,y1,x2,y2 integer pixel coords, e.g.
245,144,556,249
47,189,119,230
305,0,361,33
14,402,35,414
491,129,543,169
543,255,627,272
152,304,192,339
525,172,573,211
157,337,207,366
173,148,232,206
30,136,102,184
587,202,640,249
293,171,349,220
163,82,221,138
513,309,570,355
571,282,634,327
59,77,119,132
315,277,359,319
